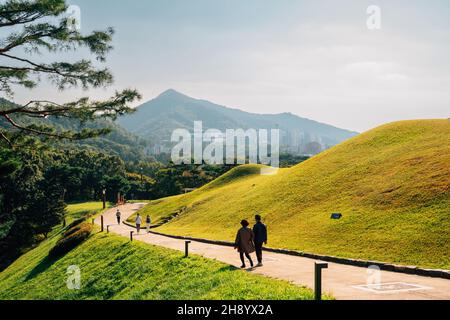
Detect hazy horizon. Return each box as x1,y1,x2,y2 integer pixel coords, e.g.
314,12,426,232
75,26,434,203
3,0,450,132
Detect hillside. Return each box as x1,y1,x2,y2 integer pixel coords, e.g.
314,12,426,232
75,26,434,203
0,203,315,300
0,98,152,163
51,117,151,163
118,89,358,154
130,120,450,269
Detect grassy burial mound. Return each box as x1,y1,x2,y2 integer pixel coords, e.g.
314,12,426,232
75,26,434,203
0,224,316,300
130,120,450,269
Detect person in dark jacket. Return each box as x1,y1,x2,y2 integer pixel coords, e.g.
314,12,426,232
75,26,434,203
116,209,121,225
252,215,267,266
146,215,151,233
234,220,255,268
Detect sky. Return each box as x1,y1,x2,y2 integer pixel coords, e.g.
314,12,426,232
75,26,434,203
5,0,450,132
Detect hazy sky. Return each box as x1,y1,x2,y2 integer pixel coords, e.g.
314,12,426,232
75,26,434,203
6,0,450,132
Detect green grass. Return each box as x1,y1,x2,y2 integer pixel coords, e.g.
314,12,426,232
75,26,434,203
66,201,113,224
130,120,450,269
127,200,151,204
2,201,113,269
0,225,318,300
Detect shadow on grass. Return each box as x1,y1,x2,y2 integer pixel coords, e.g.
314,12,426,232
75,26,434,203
25,230,95,281
0,230,63,273
24,255,59,281
218,265,239,272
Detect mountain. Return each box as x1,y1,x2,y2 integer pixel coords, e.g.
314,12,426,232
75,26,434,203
118,89,358,154
129,120,450,269
0,98,152,163
50,117,151,163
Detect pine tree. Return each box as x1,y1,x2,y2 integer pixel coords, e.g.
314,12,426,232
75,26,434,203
0,0,141,148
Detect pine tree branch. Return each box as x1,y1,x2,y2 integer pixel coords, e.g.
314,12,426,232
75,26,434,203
0,0,141,147
0,130,13,147
0,12,44,27
2,114,71,139
0,53,94,80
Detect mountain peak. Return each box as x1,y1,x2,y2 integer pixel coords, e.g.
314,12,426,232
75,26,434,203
157,89,188,99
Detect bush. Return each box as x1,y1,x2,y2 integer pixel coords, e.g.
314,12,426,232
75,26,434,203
65,218,86,231
49,223,92,258
63,220,88,238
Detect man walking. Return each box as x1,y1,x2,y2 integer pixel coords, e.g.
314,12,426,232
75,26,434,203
116,209,121,225
252,214,267,267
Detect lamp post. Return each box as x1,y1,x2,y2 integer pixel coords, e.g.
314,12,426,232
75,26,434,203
185,241,191,258
62,188,67,227
102,189,106,209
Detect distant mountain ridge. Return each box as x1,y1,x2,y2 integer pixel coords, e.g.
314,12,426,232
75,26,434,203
118,89,358,155
0,98,151,163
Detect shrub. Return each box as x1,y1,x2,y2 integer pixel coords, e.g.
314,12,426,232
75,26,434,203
63,221,88,238
65,218,86,231
49,223,93,258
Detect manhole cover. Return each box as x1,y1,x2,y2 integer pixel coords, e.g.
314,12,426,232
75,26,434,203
352,282,432,293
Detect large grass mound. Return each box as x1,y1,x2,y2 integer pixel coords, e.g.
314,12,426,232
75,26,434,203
131,120,450,269
0,206,316,300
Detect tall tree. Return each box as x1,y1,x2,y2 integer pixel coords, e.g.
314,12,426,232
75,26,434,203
0,0,140,148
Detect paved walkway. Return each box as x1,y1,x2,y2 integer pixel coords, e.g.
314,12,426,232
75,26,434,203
95,203,450,300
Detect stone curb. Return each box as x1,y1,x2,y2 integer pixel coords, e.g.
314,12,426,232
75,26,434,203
122,221,450,280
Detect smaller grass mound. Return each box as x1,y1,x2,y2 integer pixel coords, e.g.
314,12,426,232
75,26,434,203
202,164,265,190
127,165,273,227
49,223,92,258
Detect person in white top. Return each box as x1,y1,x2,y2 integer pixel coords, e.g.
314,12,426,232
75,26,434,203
135,213,142,234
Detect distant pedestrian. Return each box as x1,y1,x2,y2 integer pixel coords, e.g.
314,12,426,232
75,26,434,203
135,213,142,234
234,220,255,268
146,215,152,233
116,209,121,225
253,214,267,267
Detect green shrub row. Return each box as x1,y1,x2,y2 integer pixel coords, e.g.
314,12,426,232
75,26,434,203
49,223,93,258
64,218,86,232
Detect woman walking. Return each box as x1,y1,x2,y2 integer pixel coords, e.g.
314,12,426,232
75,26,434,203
135,213,142,234
234,220,255,268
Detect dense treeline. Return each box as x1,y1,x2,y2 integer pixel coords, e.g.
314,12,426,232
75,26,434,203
0,147,122,268
0,144,238,270
1,148,65,269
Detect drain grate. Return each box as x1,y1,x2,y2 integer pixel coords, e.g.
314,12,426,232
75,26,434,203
352,282,432,293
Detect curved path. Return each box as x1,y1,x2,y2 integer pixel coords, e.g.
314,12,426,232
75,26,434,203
95,203,450,300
